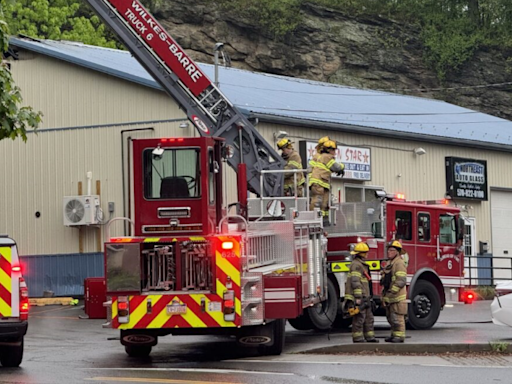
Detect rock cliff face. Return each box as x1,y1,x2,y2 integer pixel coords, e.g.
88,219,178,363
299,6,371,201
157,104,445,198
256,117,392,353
156,1,512,120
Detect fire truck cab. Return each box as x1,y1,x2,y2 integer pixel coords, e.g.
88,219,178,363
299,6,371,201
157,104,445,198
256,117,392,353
321,195,466,330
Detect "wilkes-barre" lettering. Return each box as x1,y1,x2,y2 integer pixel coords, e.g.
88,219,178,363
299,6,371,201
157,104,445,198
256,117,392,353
124,1,204,83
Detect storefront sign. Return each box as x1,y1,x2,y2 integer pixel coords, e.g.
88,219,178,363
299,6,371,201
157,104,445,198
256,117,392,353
445,157,488,201
299,141,371,181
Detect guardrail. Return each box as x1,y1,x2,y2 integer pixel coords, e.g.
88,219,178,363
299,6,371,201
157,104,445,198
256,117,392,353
465,255,512,286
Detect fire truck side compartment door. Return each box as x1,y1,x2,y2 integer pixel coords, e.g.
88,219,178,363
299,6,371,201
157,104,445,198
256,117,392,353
263,275,302,319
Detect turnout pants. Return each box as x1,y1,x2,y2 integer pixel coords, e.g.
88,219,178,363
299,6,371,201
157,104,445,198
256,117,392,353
386,302,407,340
309,184,329,214
352,306,375,342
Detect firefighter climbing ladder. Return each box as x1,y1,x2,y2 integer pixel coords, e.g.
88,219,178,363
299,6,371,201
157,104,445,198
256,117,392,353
84,0,284,197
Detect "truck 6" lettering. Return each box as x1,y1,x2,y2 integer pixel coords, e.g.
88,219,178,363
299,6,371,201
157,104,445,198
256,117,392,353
123,2,204,84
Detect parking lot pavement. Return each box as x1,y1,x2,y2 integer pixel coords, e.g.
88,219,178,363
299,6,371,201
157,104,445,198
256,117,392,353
24,299,511,359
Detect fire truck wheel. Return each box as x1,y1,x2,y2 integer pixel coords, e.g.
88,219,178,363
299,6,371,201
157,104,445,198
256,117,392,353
258,319,285,356
0,338,23,367
333,315,352,329
125,345,152,358
407,280,441,330
306,278,337,331
288,314,315,330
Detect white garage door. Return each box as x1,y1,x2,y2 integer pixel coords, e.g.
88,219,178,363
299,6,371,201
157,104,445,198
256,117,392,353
491,190,512,280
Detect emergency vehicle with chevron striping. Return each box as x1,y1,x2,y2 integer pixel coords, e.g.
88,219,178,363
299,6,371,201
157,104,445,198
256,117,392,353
0,236,29,367
86,0,326,357
86,0,469,356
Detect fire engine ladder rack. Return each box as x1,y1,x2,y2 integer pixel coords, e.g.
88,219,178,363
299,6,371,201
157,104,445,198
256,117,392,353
247,169,310,220
84,0,285,197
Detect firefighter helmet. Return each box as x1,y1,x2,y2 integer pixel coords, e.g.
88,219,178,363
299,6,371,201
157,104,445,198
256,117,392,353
277,138,293,150
387,240,402,251
318,136,330,146
350,242,370,255
324,140,337,150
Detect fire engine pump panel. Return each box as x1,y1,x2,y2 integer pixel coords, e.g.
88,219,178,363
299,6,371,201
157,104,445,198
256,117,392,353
86,0,468,357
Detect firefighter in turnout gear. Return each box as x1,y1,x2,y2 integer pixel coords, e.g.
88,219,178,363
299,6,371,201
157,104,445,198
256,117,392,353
345,242,379,343
309,140,345,216
381,240,408,343
277,138,306,197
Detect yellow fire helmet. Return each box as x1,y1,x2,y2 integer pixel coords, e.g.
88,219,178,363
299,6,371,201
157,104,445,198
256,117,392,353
318,136,330,145
350,242,370,255
324,140,337,150
277,138,293,150
387,240,402,251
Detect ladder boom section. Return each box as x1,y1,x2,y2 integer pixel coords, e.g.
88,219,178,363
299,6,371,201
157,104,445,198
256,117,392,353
85,0,284,196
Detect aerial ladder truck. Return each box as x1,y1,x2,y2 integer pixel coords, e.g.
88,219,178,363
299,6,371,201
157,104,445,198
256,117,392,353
85,0,328,357
85,0,469,357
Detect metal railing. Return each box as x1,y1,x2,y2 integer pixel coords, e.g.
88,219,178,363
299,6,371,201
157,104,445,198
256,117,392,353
465,255,512,286
245,221,296,269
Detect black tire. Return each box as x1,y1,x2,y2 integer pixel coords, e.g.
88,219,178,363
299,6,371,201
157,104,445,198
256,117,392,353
305,278,337,331
408,280,441,330
288,313,315,330
258,319,285,356
0,338,23,367
125,345,152,357
332,314,352,329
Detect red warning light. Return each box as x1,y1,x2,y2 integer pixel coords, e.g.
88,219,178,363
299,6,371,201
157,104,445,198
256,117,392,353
395,193,405,200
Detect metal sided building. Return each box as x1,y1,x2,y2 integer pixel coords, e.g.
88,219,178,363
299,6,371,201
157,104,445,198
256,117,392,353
3,36,512,296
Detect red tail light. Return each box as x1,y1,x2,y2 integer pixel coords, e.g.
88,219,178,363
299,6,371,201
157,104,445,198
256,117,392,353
117,297,130,323
19,277,29,321
463,290,475,304
223,291,235,322
12,266,21,272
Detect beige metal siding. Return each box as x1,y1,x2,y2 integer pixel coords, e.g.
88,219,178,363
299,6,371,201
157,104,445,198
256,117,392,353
256,122,507,245
0,121,192,256
9,52,184,129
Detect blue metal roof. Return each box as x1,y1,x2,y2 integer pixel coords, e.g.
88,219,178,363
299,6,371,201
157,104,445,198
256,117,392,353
10,36,512,150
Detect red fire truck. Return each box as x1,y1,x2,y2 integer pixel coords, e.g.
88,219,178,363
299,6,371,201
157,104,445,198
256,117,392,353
289,194,467,332
85,0,469,356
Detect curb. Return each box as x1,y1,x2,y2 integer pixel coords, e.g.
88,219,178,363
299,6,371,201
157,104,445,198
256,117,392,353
301,343,512,354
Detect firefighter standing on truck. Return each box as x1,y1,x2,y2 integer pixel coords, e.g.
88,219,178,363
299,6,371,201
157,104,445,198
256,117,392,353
309,140,344,216
344,242,379,343
277,138,305,197
381,240,408,343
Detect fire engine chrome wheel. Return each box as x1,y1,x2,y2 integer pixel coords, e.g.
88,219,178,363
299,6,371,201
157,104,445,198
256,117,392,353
407,280,441,330
306,278,337,331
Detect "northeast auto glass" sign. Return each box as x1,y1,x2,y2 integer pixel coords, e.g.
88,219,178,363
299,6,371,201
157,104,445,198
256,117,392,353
445,157,488,201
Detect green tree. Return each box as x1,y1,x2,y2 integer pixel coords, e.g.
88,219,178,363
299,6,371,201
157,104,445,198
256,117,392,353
1,0,118,48
0,11,42,141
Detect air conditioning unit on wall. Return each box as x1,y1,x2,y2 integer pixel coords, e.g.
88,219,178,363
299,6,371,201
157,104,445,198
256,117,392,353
63,195,100,226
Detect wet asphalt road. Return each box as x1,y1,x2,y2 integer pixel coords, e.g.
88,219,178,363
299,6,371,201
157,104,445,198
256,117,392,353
1,301,512,384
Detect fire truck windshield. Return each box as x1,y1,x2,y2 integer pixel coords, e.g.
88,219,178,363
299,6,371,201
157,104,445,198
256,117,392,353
143,148,201,199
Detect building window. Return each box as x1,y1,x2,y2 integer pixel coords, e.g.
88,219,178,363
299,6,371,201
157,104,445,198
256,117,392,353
417,213,431,242
395,210,412,241
345,185,383,203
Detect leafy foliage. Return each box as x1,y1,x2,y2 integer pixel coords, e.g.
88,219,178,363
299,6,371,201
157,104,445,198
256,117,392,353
0,9,41,141
0,0,118,48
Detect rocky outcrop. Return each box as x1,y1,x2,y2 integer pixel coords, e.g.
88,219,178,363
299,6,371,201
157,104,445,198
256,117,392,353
156,0,512,120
